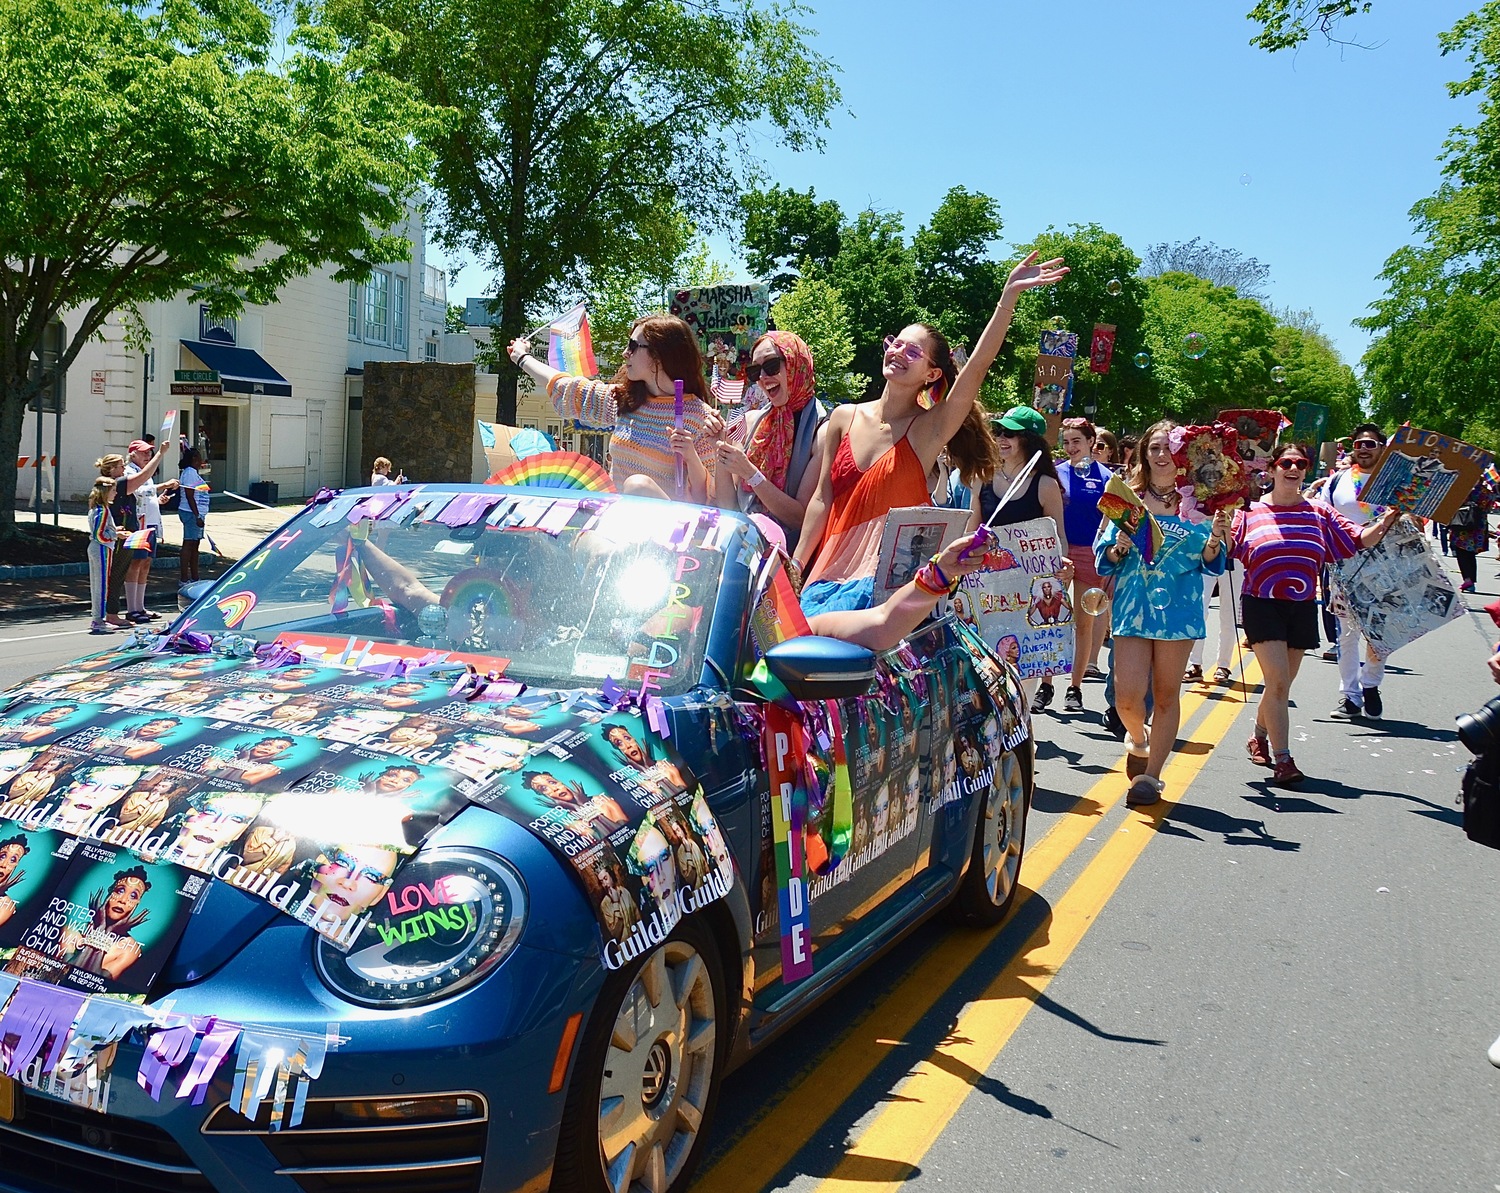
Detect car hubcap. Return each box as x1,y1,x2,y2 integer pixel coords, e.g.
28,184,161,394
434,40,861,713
599,941,716,1193
982,750,1026,905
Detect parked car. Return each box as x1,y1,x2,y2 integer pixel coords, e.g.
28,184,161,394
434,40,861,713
0,485,1031,1193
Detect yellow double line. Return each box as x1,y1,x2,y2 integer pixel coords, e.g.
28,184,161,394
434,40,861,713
699,665,1260,1193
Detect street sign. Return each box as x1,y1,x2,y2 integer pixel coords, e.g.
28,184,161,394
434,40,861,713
174,369,219,383
170,382,223,396
90,370,106,395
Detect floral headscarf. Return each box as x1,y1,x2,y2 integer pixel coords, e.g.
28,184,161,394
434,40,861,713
745,331,816,491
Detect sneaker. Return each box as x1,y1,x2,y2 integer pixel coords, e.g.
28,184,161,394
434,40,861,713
1030,682,1054,714
89,622,114,635
1270,757,1305,787
1125,733,1149,778
1103,705,1126,740
1126,775,1164,807
1330,697,1364,720
1489,1031,1500,1069
1461,581,1477,593
1362,687,1383,720
1247,734,1273,768
1064,685,1084,713
1320,647,1338,662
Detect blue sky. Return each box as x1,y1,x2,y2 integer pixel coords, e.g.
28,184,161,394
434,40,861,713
439,0,1478,372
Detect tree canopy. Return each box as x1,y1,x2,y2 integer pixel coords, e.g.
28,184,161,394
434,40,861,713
0,0,436,532
327,0,841,422
1246,1,1374,51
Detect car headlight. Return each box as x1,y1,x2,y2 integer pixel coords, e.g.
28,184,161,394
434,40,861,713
314,847,527,1008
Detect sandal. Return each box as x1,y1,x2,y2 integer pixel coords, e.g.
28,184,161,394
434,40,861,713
1182,664,1204,683
1212,666,1232,684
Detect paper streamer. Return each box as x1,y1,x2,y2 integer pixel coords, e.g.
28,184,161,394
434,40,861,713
177,1017,242,1106
137,1020,199,1099
231,1025,332,1130
0,981,87,1079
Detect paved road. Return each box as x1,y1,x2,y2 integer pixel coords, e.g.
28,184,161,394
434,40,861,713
2,535,1497,1192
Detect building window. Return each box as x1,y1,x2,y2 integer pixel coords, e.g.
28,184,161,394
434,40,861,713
199,306,237,345
393,276,408,351
424,338,438,362
522,423,537,432
364,271,389,344
422,263,446,307
348,281,360,339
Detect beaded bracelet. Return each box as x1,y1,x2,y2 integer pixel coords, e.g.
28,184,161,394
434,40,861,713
913,562,948,596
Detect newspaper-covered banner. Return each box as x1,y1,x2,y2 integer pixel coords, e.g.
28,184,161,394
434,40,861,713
1358,423,1493,524
1330,516,1463,659
950,516,1073,679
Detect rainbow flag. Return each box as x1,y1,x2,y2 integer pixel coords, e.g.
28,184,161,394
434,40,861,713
546,303,598,377
121,527,154,551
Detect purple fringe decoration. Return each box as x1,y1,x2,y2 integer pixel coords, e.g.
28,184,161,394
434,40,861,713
0,982,87,1079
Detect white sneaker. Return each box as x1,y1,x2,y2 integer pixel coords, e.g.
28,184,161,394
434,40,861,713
1489,1032,1500,1069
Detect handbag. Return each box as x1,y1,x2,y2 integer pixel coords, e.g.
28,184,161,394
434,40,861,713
1449,500,1481,531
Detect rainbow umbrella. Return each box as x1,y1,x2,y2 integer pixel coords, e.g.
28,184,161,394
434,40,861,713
487,450,616,493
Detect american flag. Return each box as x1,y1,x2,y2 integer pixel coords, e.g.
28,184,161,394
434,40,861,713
724,403,746,446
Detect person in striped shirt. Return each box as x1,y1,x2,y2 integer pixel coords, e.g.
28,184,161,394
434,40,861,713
86,476,118,634
509,315,719,502
1230,442,1401,786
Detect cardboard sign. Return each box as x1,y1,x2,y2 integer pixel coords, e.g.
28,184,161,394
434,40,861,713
1357,424,1493,523
871,506,973,601
1291,402,1329,455
1330,516,1463,659
1218,408,1286,466
1033,354,1073,388
950,516,1074,680
669,285,771,380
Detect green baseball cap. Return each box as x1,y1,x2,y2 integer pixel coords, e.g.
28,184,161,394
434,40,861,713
996,405,1047,436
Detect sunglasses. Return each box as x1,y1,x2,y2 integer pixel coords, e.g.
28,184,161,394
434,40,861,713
745,356,785,385
1274,458,1310,471
1352,439,1382,449
626,337,649,355
883,335,927,363
996,428,1021,438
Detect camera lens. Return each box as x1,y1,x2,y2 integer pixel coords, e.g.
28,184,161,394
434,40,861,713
1456,695,1500,755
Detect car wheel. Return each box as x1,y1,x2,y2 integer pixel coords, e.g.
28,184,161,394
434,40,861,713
949,745,1031,927
553,918,725,1193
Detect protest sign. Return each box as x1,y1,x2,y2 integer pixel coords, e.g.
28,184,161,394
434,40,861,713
669,285,771,379
1357,423,1493,523
1291,402,1329,456
1330,515,1463,659
1088,323,1117,374
1033,329,1077,411
1171,423,1252,513
871,506,973,601
950,516,1073,680
1218,408,1286,466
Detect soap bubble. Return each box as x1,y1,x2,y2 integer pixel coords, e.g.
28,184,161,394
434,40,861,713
1181,332,1208,360
1047,315,1067,331
1271,365,1287,384
1240,173,1252,186
1080,587,1109,617
1105,278,1123,297
1133,351,1152,369
1147,586,1173,611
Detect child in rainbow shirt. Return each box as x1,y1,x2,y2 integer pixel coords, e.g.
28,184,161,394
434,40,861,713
87,476,118,634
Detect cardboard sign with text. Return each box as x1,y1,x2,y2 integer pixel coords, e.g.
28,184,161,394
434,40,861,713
872,507,973,602
1358,424,1493,524
950,516,1074,680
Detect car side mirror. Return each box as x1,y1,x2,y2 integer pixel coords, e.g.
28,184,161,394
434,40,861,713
177,580,215,612
764,637,876,701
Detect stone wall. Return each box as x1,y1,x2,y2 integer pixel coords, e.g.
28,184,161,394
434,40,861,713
360,362,475,484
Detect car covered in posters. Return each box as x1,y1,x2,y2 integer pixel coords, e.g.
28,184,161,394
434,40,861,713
0,485,1032,1193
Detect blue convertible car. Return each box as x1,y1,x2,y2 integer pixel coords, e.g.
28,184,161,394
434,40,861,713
0,485,1031,1193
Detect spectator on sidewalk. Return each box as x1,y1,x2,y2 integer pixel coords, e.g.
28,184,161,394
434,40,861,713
177,447,211,584
123,440,173,622
86,477,118,634
1449,476,1494,595
370,457,404,486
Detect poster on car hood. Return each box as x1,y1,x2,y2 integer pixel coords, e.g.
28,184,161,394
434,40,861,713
465,712,733,967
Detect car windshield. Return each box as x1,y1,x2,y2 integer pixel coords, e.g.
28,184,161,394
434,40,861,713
178,488,727,696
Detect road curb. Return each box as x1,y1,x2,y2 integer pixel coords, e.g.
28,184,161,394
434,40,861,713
0,557,181,580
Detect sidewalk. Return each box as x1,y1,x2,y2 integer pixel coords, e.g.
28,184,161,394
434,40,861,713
0,502,296,620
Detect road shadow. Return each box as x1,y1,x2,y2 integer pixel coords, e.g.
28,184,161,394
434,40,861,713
1158,801,1301,851
1361,784,1464,828
1031,785,1107,817
1241,786,1342,814
1035,737,1112,776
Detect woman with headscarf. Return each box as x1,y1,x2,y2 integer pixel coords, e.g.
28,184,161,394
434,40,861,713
712,330,826,551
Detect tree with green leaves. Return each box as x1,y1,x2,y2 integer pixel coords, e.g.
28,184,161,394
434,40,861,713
328,0,841,423
741,185,844,298
769,268,867,403
1247,1,1374,51
0,0,436,537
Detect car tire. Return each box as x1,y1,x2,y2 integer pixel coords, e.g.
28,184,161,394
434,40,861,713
949,745,1031,927
552,916,726,1193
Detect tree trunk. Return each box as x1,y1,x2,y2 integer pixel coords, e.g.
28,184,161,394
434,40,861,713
0,377,30,538
495,284,527,425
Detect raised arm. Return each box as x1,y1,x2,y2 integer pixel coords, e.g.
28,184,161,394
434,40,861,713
509,337,619,429
914,251,1069,453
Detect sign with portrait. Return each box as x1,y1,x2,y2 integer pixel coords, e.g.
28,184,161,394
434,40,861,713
1330,515,1464,659
668,284,772,380
1357,423,1493,524
950,516,1074,680
871,506,973,601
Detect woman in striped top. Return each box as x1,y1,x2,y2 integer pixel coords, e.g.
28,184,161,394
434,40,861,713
1230,442,1401,786
509,315,718,502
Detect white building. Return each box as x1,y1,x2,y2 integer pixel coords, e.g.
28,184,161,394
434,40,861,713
26,206,446,505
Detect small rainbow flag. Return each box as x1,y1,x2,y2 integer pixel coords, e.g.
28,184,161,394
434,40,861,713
546,303,598,378
1486,463,1500,488
121,527,155,551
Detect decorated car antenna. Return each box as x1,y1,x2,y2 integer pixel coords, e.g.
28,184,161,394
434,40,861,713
982,449,1044,529
674,379,686,499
